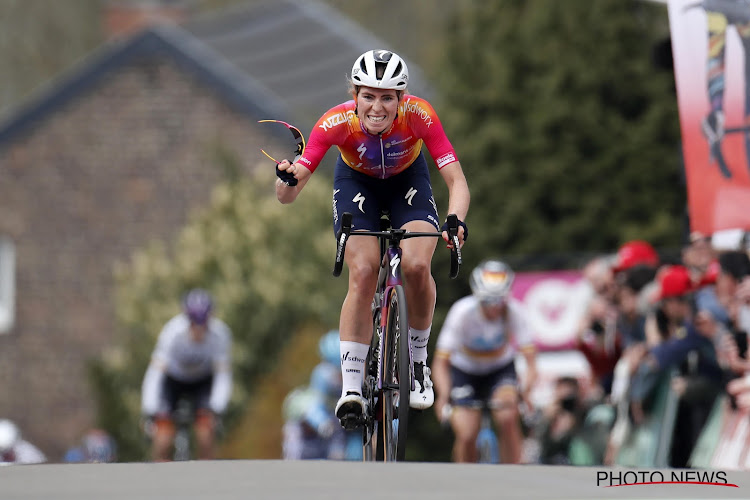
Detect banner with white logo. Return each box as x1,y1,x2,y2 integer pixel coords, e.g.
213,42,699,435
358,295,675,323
511,270,590,351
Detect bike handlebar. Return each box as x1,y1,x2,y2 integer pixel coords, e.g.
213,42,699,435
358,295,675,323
332,212,462,279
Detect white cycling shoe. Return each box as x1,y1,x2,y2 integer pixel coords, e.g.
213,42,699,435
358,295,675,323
410,362,434,410
335,391,368,421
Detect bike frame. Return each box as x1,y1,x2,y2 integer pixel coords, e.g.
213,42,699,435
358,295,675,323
333,211,461,461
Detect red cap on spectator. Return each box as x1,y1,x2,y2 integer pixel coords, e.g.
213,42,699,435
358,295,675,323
655,265,694,301
696,259,720,286
612,240,660,273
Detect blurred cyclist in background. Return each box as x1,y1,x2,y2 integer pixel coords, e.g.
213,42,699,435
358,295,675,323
274,49,470,424
282,330,361,460
141,289,232,461
0,419,46,465
432,260,537,463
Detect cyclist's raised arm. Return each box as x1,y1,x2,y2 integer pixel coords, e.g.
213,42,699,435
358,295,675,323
437,161,470,246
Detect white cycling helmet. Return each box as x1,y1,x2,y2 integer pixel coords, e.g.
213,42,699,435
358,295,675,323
351,49,409,90
470,260,515,304
0,419,19,454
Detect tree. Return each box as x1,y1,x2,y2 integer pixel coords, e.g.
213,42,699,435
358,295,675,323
434,0,683,267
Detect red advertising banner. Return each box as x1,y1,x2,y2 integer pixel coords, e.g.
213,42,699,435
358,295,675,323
668,0,750,234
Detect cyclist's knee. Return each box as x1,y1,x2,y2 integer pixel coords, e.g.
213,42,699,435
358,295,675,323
347,260,379,291
153,415,176,439
194,410,215,437
402,257,432,282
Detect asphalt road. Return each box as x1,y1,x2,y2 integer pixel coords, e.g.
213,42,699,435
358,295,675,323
1,460,750,500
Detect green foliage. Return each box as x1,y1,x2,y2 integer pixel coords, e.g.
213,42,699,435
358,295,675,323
434,0,684,265
89,160,345,460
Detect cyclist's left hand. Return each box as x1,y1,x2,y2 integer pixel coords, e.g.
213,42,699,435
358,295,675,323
441,218,468,248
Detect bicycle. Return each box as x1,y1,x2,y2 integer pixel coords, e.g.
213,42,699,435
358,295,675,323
144,400,222,461
441,397,539,463
441,401,500,463
333,210,462,461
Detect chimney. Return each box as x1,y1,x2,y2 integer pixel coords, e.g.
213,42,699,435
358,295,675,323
103,0,189,39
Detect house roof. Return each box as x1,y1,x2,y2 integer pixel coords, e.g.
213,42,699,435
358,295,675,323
0,0,432,147
184,0,432,131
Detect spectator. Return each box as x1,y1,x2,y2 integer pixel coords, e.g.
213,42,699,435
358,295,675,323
629,265,723,467
63,429,117,463
575,294,622,398
537,377,587,465
0,419,46,465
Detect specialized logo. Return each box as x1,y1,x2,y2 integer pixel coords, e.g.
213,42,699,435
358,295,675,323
390,254,400,278
357,143,367,159
405,187,417,206
353,192,366,213
429,196,438,216
342,352,366,364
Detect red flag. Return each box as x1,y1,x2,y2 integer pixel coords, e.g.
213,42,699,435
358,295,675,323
669,0,750,234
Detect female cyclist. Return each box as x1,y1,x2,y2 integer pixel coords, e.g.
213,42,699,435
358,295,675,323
275,49,470,423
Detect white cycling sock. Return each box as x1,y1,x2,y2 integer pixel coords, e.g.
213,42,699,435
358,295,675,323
340,341,369,396
410,326,431,364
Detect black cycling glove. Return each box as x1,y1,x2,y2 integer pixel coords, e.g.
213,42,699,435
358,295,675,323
276,164,298,186
441,218,468,242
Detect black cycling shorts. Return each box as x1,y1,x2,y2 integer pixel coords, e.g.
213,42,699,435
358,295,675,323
332,152,440,235
449,363,518,407
161,374,213,415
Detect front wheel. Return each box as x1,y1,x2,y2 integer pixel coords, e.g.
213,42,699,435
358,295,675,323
379,285,410,461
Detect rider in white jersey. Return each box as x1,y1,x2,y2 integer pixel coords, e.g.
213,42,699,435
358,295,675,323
432,260,537,463
141,289,232,461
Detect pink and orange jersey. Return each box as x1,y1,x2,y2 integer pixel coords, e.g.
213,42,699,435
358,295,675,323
298,95,458,179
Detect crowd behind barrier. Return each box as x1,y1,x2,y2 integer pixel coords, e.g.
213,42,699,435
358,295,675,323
527,233,750,468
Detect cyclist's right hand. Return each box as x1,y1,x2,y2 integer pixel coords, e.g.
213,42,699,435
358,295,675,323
141,415,156,438
276,159,299,186
437,401,452,429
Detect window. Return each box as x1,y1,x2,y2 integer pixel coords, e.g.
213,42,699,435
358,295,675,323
0,236,15,334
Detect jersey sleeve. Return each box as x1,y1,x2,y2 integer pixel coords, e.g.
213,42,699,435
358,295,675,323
405,96,458,169
212,319,233,369
509,300,535,348
436,302,464,354
151,316,180,366
297,103,350,173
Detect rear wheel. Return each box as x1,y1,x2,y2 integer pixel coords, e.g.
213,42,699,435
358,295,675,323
379,285,410,461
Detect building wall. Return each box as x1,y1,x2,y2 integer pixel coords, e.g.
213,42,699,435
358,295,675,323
0,56,273,459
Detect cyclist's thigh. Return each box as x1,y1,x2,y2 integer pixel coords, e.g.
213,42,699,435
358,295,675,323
332,158,383,234
400,220,438,267
162,375,186,415
387,153,440,232
342,236,381,283
488,364,521,410
191,375,214,412
451,406,482,440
